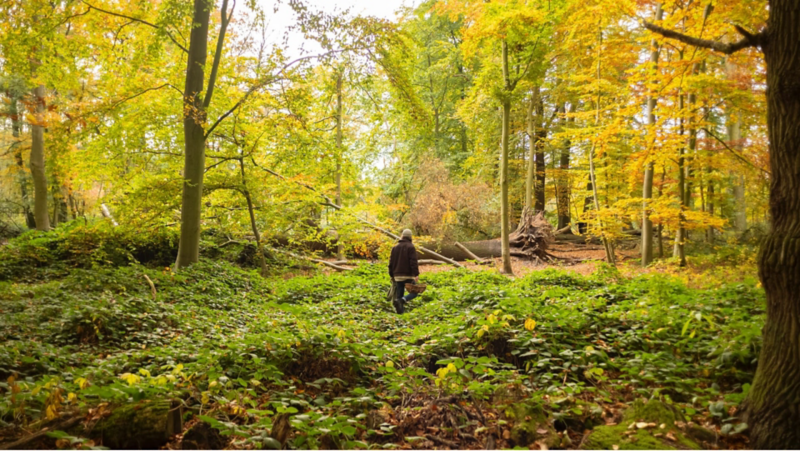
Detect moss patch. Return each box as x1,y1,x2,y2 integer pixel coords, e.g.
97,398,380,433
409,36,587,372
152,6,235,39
582,400,700,450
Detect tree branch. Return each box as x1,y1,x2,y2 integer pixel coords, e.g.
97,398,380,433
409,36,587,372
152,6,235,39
702,127,770,175
204,49,347,138
82,1,189,54
203,0,234,109
642,21,765,55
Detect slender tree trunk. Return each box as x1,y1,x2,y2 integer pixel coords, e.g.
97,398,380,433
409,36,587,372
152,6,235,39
238,159,268,277
557,104,572,230
589,29,615,265
534,96,546,213
10,96,35,228
499,41,513,275
747,2,800,447
674,92,688,266
729,114,746,232
706,123,715,243
335,69,344,260
525,89,536,211
29,84,50,231
641,4,664,267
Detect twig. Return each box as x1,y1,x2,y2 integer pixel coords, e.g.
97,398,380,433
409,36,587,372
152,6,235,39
0,416,82,449
425,434,459,448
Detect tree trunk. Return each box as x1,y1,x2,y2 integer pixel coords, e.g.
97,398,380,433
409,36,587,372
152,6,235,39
29,84,50,231
534,101,546,214
10,96,35,228
335,68,344,260
729,114,746,232
641,4,663,267
239,159,268,277
557,104,572,230
674,92,688,266
525,89,536,211
499,41,513,275
746,1,800,448
175,0,213,269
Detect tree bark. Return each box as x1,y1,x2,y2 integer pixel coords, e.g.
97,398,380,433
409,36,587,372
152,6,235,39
534,96,546,213
239,159,268,277
499,41,513,275
674,92,688,266
525,89,536,211
557,104,572,230
729,113,746,232
641,4,663,267
175,0,223,269
10,96,35,228
335,68,344,260
747,2,800,445
29,84,50,231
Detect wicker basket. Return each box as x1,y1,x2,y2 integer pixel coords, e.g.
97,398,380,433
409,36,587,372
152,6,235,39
406,283,427,294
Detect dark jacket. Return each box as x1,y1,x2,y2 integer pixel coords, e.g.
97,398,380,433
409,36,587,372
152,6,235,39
388,238,419,279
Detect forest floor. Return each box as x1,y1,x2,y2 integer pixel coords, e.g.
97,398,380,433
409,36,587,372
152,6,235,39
0,227,762,450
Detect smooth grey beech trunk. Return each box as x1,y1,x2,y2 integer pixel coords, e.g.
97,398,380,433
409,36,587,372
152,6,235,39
175,0,230,269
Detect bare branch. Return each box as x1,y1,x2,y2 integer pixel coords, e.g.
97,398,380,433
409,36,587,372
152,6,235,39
82,1,189,54
642,21,764,55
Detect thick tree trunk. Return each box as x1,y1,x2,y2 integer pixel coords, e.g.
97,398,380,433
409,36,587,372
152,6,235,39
499,41,513,275
641,4,663,267
29,84,50,231
175,0,212,269
747,2,800,447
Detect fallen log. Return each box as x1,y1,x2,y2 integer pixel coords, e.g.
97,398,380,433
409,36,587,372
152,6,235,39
418,259,446,265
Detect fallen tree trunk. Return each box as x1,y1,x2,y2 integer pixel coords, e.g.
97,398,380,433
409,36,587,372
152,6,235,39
427,211,571,263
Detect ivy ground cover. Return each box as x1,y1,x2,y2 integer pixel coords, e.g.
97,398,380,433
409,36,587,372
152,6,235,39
0,259,763,449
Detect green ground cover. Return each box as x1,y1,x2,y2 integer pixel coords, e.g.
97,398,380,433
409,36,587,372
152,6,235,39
0,229,763,449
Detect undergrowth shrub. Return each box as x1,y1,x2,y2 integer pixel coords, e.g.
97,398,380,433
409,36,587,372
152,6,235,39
0,221,178,281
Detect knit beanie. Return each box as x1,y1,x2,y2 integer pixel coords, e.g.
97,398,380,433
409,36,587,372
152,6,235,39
401,229,413,239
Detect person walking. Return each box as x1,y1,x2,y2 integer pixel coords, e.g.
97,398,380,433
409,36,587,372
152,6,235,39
388,229,420,314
